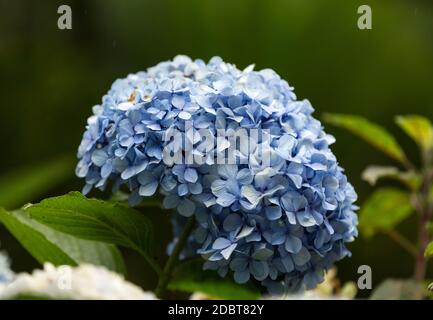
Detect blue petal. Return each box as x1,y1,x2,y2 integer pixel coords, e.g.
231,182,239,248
280,255,294,272
161,175,177,191
139,180,158,196
178,111,191,120
265,206,282,220
236,225,255,239
234,270,250,284
284,235,302,254
292,247,311,266
91,150,108,167
288,174,302,189
249,261,269,281
163,194,180,209
188,182,203,195
240,185,261,207
101,162,112,178
178,183,189,196
236,168,253,185
216,192,236,207
212,237,232,250
184,168,198,183
223,214,242,232
323,175,339,191
211,179,226,197
221,243,237,259
230,257,248,271
218,165,238,179
297,210,317,227
252,246,274,261
178,198,196,217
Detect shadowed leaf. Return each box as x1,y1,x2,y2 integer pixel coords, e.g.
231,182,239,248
0,208,126,274
26,192,155,272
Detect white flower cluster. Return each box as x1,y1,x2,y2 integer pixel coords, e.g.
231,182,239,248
0,251,14,284
0,263,157,300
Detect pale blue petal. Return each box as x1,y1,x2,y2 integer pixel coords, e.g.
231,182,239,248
178,198,195,217
284,235,302,254
184,168,198,183
221,243,237,259
250,261,269,281
234,270,250,284
265,206,282,220
212,237,232,250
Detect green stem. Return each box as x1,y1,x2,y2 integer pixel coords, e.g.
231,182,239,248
386,230,417,257
414,150,433,281
155,216,196,298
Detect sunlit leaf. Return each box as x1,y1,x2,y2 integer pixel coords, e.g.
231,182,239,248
359,188,413,237
26,192,156,272
323,113,408,165
425,242,433,257
0,208,126,274
169,259,260,300
395,115,433,152
0,207,75,266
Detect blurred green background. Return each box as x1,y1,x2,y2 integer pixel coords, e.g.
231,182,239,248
1,0,432,297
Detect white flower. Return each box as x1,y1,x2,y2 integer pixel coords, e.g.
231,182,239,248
0,251,14,284
0,263,157,300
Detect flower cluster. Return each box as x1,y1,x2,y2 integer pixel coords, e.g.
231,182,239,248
0,251,14,285
76,55,358,294
0,263,156,300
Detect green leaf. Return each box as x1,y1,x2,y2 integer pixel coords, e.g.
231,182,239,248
0,155,74,210
323,113,408,165
0,208,126,274
169,259,261,300
395,115,433,152
425,242,433,258
0,207,75,266
26,192,156,272
427,222,433,235
19,209,125,274
359,188,413,237
370,279,425,300
361,166,420,190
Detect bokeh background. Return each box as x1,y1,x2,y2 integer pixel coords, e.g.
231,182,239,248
1,0,432,297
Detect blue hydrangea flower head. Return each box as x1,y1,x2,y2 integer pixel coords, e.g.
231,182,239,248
76,55,358,294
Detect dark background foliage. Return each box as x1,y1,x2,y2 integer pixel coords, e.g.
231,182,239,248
1,0,432,296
